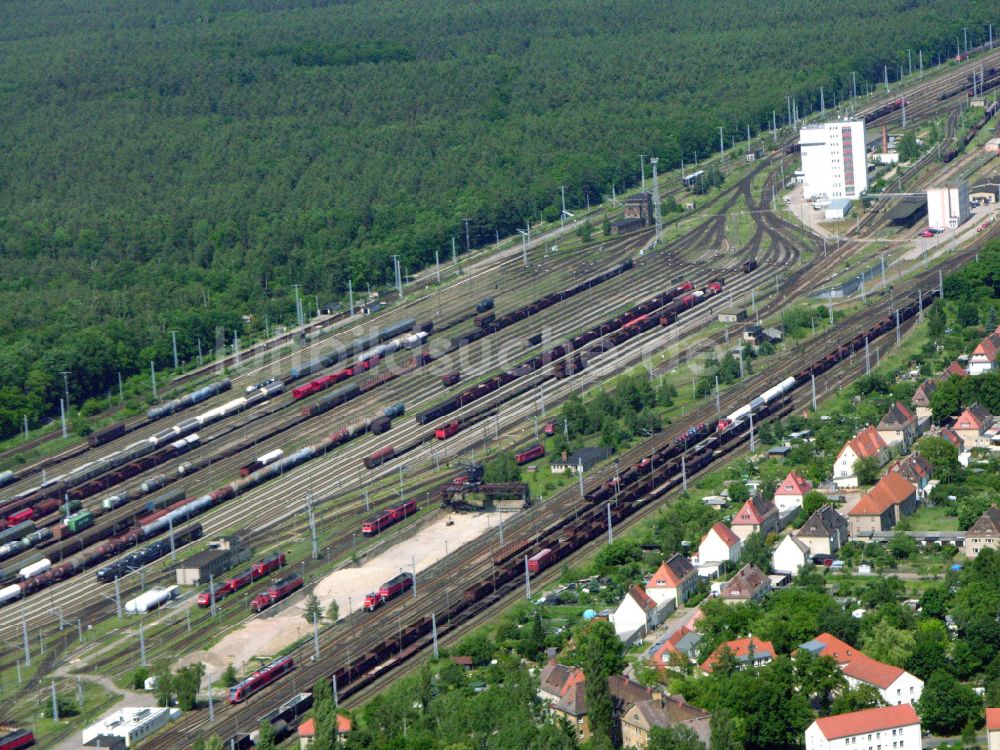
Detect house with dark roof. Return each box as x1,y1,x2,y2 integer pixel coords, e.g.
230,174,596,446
847,471,917,537
645,554,698,607
700,636,776,673
611,585,671,644
695,523,742,567
966,506,1000,559
805,705,920,750
797,504,848,555
889,452,932,493
833,425,889,489
940,426,964,451
772,534,810,575
798,633,923,705
774,470,812,513
620,693,712,749
550,446,612,474
718,564,770,604
911,378,938,420
877,401,918,449
649,626,703,669
953,404,994,450
730,496,779,541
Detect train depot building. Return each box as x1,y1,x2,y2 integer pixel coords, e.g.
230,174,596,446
175,536,250,586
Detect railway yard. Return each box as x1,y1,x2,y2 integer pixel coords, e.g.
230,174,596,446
3,43,1000,749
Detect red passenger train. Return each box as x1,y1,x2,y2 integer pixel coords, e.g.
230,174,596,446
227,656,295,703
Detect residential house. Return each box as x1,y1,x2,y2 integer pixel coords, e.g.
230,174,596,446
877,401,918,449
538,662,590,740
987,707,1000,750
772,534,810,575
847,471,917,537
718,564,771,604
953,404,994,450
645,555,698,607
798,633,924,705
774,471,812,513
298,716,352,747
911,378,938,420
940,427,964,451
650,626,703,669
612,585,671,643
695,523,742,566
966,506,1000,559
550,446,612,474
945,360,969,377
969,330,1000,375
804,704,920,750
620,694,712,749
701,636,776,673
730,496,779,541
798,505,849,555
833,426,889,489
889,453,932,496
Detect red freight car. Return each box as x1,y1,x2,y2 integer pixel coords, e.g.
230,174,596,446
435,421,460,440
515,444,545,465
527,548,554,574
227,656,295,703
0,728,34,750
441,371,461,386
251,552,286,578
6,509,33,527
364,446,395,469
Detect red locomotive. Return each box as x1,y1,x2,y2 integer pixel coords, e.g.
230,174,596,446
250,574,303,613
361,499,416,536
363,572,413,610
435,421,460,440
251,552,286,578
196,582,230,608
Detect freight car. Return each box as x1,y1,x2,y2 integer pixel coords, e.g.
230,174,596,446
515,444,545,465
147,378,232,421
239,449,285,477
287,319,416,380
94,524,203,583
228,656,295,703
526,548,554,574
441,371,461,386
87,422,126,447
364,446,395,470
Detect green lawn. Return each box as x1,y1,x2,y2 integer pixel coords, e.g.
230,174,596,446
905,504,960,532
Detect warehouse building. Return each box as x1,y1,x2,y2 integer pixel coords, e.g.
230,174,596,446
175,537,250,586
927,182,971,230
887,197,928,228
799,120,868,200
82,707,180,747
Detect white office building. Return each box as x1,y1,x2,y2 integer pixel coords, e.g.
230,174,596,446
927,182,970,230
82,707,180,747
799,120,868,200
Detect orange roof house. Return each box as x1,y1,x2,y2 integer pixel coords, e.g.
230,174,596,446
774,471,812,512
833,426,889,489
701,636,776,673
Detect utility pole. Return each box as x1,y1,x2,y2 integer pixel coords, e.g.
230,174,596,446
640,155,646,191
391,255,402,297
21,611,30,667
451,236,457,264
170,331,179,370
865,338,871,374
718,126,725,160
59,398,67,439
524,556,531,600
139,621,147,666
51,682,59,721
852,71,857,99
919,49,923,76
463,218,472,255
650,157,663,243
348,279,355,316
207,672,215,722
820,86,825,113
964,27,969,57
884,65,889,92
307,494,319,560
607,503,613,544
432,613,439,659
292,284,304,328
811,373,817,411
559,186,567,229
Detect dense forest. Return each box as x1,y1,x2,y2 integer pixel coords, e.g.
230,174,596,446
0,0,995,437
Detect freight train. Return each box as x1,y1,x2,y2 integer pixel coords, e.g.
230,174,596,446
288,319,417,380
147,378,233,421
941,99,1000,162
863,98,906,124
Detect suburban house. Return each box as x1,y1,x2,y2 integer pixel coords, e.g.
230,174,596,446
701,636,776,673
298,715,352,747
805,704,920,750
940,426,964,451
730,496,779,541
969,330,1000,375
833,425,889,489
966,506,1000,559
798,633,924,705
645,555,698,607
773,471,812,513
945,360,969,378
718,564,771,604
620,693,712,749
847,471,917,537
987,707,1000,750
772,534,810,575
877,401,918,449
694,522,742,567
889,453,932,495
611,585,672,644
650,625,703,669
797,505,849,555
952,404,994,450
911,378,938,420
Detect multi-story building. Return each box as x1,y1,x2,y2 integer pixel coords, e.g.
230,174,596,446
799,120,868,200
805,705,920,750
927,182,970,231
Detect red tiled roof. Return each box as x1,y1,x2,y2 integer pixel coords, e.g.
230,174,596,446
940,427,963,448
986,707,1000,731
878,401,915,430
848,471,915,516
647,554,695,589
946,361,968,377
732,496,777,526
719,564,769,600
805,633,906,689
812,705,919,740
651,627,692,667
700,636,776,673
775,471,812,497
299,718,316,737
972,333,1000,361
336,714,353,733
701,522,740,549
839,425,888,463
954,404,992,432
628,584,658,611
